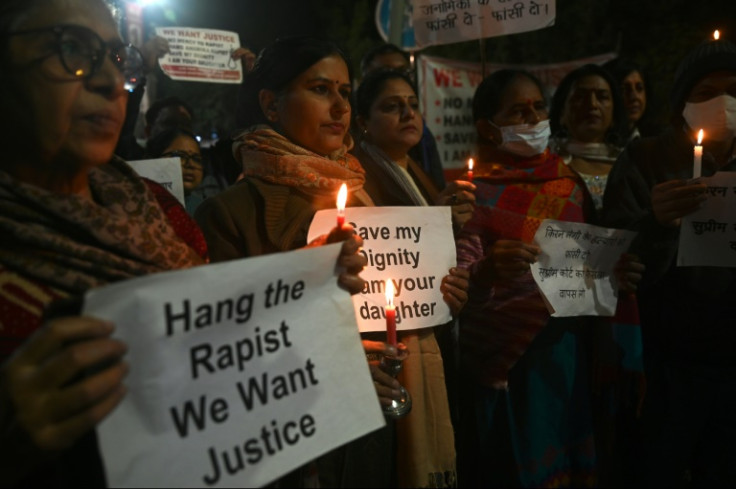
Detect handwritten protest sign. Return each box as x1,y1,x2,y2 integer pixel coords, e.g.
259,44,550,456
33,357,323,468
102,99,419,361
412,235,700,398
308,207,454,332
678,172,736,267
412,0,556,48
155,27,243,83
84,244,384,488
530,219,637,317
128,157,186,206
417,52,616,178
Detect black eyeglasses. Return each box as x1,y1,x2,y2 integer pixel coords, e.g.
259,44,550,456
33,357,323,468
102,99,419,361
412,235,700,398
8,24,144,91
162,150,204,169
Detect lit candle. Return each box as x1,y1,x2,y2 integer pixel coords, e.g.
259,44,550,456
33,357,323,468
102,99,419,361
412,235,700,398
385,279,397,346
714,30,720,40
336,183,347,229
694,129,704,179
467,158,474,182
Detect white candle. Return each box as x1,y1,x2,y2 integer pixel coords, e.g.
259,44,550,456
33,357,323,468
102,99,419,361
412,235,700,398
693,129,704,179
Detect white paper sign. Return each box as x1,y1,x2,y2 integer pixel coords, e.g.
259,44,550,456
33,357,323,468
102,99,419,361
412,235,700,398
84,244,384,488
308,207,454,332
155,27,243,84
678,172,736,267
530,219,637,317
412,0,556,48
128,157,186,206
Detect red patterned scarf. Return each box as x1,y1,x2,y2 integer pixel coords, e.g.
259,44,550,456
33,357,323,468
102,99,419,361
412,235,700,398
457,150,587,388
0,157,205,296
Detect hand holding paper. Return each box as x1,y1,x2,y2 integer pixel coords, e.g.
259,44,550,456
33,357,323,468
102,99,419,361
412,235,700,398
0,316,127,452
440,267,470,317
476,239,541,285
307,223,367,295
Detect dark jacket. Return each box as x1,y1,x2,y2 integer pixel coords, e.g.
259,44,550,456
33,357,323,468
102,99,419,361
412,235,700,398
602,126,736,367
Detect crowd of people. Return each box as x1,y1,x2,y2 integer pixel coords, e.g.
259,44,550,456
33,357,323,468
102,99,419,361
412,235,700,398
1,0,735,487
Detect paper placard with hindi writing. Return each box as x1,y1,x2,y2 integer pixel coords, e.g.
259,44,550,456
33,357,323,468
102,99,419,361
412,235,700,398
530,219,637,317
678,171,736,267
308,207,454,333
412,0,556,48
128,157,186,206
155,27,243,84
85,243,384,488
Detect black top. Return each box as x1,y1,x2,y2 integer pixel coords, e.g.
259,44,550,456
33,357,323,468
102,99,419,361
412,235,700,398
602,126,736,367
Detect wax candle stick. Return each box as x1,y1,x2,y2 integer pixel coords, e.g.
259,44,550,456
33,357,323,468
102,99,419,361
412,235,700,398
694,129,704,179
336,183,347,229
467,158,474,182
385,279,397,346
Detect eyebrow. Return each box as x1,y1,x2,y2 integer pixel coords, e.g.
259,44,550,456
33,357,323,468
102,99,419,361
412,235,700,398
307,76,351,88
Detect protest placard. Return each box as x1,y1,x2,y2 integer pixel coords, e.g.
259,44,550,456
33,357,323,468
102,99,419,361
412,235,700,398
84,243,384,488
127,157,186,206
155,27,243,84
308,207,454,333
678,172,736,267
412,0,556,48
530,219,637,317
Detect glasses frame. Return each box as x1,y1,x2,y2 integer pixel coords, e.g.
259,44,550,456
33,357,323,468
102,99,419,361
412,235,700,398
7,24,144,91
162,150,204,170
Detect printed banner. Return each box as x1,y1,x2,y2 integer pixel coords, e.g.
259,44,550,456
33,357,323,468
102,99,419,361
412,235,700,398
308,207,454,333
155,27,243,84
417,52,617,174
127,157,186,206
85,244,384,488
678,172,736,267
530,219,637,317
412,0,556,48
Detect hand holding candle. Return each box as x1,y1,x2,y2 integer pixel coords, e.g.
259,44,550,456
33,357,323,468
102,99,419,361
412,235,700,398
467,158,474,182
693,129,703,179
385,279,397,346
336,183,347,229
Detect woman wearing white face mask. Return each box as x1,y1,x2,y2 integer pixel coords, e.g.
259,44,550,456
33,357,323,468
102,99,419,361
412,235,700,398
602,36,736,487
456,69,644,487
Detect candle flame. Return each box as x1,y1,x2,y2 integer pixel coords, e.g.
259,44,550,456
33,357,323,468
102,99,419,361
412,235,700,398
697,129,704,144
468,158,474,171
336,183,348,212
714,30,720,40
385,279,394,307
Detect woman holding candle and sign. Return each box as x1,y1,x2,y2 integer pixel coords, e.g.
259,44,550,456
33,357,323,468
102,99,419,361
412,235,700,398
352,68,473,488
456,69,643,488
194,37,412,488
602,35,736,487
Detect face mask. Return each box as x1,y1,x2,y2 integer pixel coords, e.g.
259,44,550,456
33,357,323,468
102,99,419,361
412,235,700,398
491,119,551,157
682,94,736,142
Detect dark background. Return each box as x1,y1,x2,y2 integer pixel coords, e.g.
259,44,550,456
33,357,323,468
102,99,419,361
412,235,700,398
116,0,736,141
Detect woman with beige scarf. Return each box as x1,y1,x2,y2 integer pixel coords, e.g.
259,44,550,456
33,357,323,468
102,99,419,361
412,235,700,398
195,37,464,488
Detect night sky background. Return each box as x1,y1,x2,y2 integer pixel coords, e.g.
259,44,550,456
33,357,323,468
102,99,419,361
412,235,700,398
117,0,736,140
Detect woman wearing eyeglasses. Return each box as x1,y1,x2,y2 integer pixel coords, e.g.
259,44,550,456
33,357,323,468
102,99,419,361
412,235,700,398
0,1,366,486
144,127,225,215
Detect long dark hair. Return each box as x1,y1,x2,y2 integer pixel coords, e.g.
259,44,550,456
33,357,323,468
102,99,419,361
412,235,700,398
235,36,352,129
549,64,629,147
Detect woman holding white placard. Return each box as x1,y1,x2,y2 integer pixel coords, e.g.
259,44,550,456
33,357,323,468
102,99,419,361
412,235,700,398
0,3,366,486
456,69,644,488
602,34,736,487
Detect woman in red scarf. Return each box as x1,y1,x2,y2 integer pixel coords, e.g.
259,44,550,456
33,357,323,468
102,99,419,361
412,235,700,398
456,69,643,487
